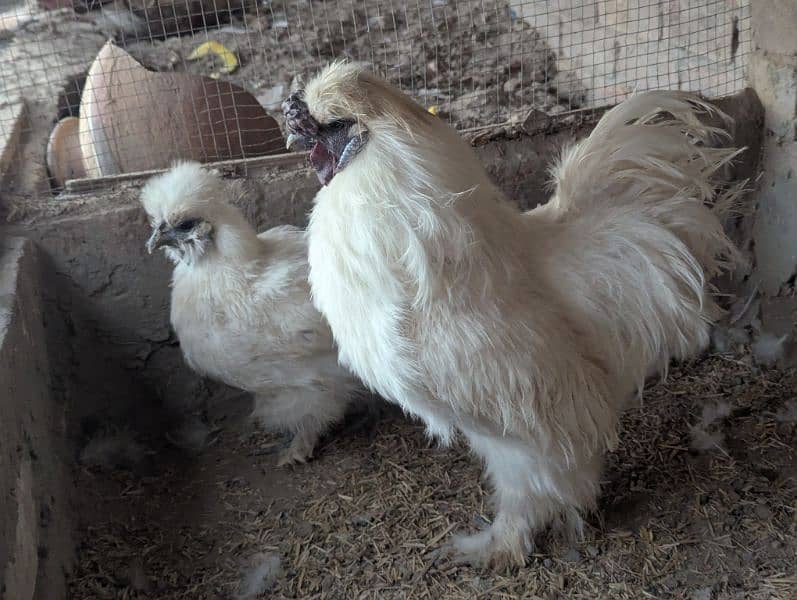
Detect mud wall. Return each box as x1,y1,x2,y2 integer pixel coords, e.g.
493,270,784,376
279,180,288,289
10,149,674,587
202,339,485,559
0,237,72,600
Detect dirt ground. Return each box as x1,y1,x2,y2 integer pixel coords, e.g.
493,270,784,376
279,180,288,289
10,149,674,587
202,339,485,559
69,355,796,599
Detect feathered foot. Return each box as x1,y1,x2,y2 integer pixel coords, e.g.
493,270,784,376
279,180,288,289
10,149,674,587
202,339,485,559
252,388,351,467
446,525,529,569
450,425,602,569
276,428,320,467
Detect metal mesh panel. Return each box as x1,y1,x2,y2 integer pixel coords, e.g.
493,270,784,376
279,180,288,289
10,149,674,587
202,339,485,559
0,0,751,199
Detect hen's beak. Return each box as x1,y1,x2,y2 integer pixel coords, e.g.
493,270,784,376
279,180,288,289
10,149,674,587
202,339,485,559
146,227,177,254
146,228,162,254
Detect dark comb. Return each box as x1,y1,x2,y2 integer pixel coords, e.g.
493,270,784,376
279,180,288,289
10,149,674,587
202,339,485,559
282,90,319,138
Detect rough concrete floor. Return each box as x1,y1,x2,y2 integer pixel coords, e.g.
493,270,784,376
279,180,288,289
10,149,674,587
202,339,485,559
68,355,796,600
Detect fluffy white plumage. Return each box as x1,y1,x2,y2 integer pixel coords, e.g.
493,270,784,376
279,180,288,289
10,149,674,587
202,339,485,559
140,162,362,466
298,62,745,565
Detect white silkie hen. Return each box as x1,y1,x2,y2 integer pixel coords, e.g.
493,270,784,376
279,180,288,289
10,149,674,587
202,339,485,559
140,162,362,466
282,62,745,566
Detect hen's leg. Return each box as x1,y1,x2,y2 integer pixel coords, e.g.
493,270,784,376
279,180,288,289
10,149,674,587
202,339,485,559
252,387,350,467
275,421,325,466
451,426,603,568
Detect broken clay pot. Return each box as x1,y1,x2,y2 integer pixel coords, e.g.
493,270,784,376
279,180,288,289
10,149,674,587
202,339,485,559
46,116,88,187
70,41,282,180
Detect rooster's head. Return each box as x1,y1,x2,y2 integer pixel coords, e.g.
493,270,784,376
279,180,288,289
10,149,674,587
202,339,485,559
282,61,434,186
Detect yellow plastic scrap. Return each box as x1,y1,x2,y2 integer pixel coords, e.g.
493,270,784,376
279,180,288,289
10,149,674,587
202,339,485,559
187,41,239,76
427,106,438,116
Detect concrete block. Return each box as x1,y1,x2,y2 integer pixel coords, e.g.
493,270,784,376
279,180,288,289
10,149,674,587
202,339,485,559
0,237,73,600
749,51,797,141
748,2,797,298
751,142,797,295
752,0,797,56
761,296,797,338
3,459,37,600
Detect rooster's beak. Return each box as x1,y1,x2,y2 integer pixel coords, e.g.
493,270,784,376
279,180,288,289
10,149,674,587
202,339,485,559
286,132,312,152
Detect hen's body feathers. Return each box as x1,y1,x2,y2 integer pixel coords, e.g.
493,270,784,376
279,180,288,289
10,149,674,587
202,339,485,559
299,63,744,565
142,164,362,466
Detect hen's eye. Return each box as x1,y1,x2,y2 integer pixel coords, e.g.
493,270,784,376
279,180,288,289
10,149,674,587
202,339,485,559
176,219,197,232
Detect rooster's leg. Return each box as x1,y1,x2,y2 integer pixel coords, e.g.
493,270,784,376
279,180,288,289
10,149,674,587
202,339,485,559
447,425,602,568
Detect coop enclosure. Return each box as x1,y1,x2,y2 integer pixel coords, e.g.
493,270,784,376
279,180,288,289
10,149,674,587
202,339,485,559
1,0,751,201
5,1,796,600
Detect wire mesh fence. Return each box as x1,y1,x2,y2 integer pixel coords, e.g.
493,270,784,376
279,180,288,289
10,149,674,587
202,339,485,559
0,0,751,200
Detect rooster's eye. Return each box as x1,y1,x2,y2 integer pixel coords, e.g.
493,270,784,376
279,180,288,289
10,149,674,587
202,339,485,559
176,219,196,232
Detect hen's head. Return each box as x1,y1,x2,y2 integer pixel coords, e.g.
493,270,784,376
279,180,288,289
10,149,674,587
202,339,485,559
283,61,434,186
140,162,252,265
